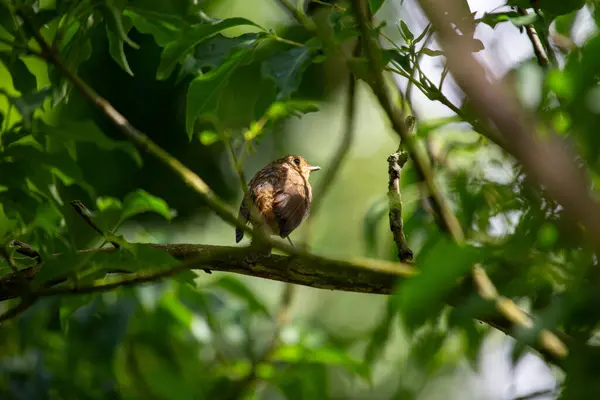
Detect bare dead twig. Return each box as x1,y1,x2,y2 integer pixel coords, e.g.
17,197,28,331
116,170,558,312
387,116,414,262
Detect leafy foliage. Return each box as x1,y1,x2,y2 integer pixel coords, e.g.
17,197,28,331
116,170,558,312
0,0,599,398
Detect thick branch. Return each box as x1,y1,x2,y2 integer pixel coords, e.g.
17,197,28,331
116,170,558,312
0,241,573,366
0,243,416,302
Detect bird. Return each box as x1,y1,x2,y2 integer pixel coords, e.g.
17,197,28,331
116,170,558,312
235,155,321,245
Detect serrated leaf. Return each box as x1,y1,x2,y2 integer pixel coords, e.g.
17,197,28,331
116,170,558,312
186,32,261,75
157,18,261,80
261,46,315,100
122,189,173,221
211,276,270,316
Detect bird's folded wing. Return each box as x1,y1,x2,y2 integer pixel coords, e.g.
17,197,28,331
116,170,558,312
273,186,309,238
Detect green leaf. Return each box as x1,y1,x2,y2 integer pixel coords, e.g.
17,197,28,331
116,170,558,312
126,10,179,46
420,48,444,57
3,144,94,197
33,244,180,286
198,130,219,145
0,87,51,128
122,189,173,221
0,204,18,240
272,344,370,380
382,50,411,72
395,236,480,333
478,12,521,29
210,276,270,316
187,33,262,74
35,119,142,166
103,1,139,76
32,249,92,286
399,20,414,42
266,100,319,119
0,54,38,94
157,18,261,80
261,46,315,100
185,51,247,137
369,0,386,15
531,0,585,18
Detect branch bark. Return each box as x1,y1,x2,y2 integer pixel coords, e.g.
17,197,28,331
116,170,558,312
0,240,573,367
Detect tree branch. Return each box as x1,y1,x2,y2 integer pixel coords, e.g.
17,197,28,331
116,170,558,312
517,8,549,68
0,240,575,366
0,243,416,302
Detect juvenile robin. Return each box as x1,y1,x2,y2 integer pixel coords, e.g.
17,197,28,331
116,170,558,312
235,155,321,245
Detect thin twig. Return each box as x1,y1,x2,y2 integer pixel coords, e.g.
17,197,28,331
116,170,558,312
531,7,558,66
0,298,36,324
11,241,41,262
274,0,316,32
517,8,549,68
70,200,121,249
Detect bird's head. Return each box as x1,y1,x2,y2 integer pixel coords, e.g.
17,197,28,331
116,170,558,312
280,155,321,179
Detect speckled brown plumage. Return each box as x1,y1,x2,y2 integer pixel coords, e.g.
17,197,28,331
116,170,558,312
236,155,321,243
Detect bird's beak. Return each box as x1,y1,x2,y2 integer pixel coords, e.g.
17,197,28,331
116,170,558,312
308,165,321,172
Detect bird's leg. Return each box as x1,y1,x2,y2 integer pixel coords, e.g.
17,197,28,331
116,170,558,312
249,235,272,257
286,237,295,248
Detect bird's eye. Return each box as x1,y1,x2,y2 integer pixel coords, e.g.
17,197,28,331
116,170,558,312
293,158,301,165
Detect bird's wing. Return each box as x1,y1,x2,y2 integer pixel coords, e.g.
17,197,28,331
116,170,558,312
235,199,250,243
273,184,309,238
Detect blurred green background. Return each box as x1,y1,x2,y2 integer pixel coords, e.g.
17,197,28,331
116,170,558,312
2,0,592,398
